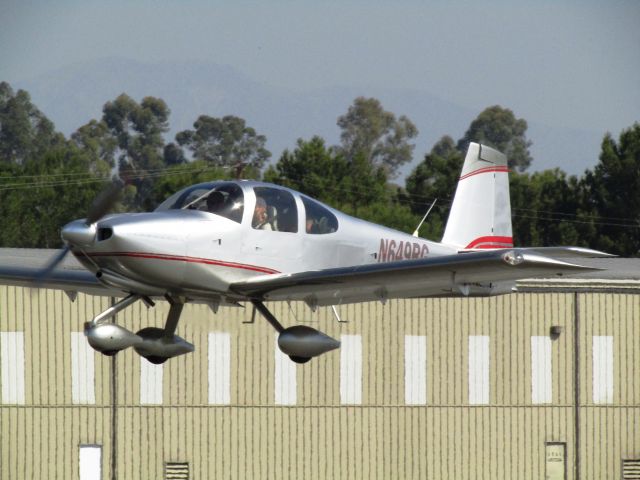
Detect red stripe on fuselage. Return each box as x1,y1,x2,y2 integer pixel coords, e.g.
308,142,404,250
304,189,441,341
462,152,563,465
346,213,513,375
87,252,279,275
459,166,510,181
465,236,513,249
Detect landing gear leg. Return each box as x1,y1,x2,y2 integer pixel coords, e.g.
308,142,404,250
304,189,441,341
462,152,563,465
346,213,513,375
250,300,340,363
89,293,141,326
163,296,185,338
250,300,284,333
84,294,143,356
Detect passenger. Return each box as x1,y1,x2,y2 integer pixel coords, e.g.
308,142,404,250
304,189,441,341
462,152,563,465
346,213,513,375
205,191,225,213
252,197,272,230
306,217,316,233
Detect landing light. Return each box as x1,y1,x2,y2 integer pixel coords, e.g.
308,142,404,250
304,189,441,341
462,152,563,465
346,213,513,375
503,251,524,266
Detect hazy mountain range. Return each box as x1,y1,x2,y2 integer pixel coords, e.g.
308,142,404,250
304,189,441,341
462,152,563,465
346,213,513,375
14,57,603,179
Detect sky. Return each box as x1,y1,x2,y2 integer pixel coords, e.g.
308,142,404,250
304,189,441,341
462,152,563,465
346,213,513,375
1,0,639,149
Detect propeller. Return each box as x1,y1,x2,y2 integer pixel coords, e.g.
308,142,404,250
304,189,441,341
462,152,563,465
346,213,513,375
35,245,72,284
35,180,124,285
85,180,124,226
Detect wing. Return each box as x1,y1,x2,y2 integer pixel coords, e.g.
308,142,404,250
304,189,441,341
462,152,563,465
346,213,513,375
229,249,605,306
0,249,115,297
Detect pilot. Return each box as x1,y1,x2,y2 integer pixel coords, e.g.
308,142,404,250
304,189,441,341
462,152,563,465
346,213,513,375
252,197,272,230
205,191,225,213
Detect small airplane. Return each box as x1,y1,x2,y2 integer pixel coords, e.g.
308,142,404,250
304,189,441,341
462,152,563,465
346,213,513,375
0,143,611,364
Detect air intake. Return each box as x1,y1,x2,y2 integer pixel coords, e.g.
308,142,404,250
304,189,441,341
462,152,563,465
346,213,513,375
165,462,189,480
623,459,640,479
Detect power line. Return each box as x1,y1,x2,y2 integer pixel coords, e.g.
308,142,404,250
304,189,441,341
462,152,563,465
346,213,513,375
275,173,640,226
0,161,228,182
512,213,639,228
1,162,638,229
0,164,227,191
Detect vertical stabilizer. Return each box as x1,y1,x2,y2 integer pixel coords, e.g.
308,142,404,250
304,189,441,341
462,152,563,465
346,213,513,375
441,143,513,250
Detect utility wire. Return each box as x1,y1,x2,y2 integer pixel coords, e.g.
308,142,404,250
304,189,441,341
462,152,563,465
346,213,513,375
1,162,638,228
0,165,228,191
274,174,640,226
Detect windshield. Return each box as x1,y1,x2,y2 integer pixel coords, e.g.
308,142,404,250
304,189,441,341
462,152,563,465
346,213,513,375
155,181,245,223
155,182,220,211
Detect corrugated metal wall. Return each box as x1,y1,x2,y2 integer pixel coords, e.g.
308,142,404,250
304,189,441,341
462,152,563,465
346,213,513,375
1,286,639,479
579,293,640,479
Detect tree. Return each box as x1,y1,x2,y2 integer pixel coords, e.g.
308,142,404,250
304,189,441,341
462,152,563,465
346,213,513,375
582,123,640,256
404,136,464,239
265,136,418,232
265,136,384,206
0,82,64,165
163,142,186,165
264,136,349,203
0,144,109,248
336,97,418,176
176,115,270,177
457,105,532,172
71,119,118,172
509,169,589,247
102,94,170,172
84,94,172,210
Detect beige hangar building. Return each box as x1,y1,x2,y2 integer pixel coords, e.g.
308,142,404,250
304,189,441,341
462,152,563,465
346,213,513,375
0,250,639,479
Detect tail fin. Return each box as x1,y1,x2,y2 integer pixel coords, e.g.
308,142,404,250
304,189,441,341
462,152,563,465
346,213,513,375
441,142,513,250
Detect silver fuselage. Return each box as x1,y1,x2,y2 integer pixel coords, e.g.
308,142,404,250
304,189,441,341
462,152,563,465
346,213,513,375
67,180,456,302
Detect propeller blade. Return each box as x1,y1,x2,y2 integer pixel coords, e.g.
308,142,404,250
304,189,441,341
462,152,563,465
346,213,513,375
34,245,71,285
85,180,123,226
35,180,123,286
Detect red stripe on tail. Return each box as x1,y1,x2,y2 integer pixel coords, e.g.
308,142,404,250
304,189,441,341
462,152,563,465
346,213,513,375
459,166,510,181
465,236,513,249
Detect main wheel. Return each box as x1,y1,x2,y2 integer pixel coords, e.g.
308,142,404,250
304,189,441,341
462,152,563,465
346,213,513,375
289,355,312,364
135,327,171,364
144,355,169,365
101,350,119,357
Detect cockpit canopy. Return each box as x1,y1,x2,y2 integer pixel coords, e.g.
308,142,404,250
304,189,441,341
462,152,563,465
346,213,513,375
155,182,244,223
301,195,338,234
155,181,339,233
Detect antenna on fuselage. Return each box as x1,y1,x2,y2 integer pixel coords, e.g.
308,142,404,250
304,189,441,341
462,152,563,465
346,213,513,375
412,198,437,237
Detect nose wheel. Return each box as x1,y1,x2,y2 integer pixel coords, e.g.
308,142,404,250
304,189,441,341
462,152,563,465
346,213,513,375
85,294,194,363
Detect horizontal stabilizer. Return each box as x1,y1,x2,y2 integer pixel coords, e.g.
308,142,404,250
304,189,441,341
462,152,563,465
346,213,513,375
514,246,615,258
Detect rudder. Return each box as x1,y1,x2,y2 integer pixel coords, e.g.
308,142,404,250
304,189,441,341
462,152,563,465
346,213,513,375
441,142,513,250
